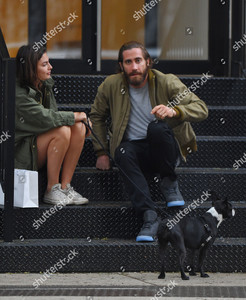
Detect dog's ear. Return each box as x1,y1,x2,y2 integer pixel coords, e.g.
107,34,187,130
220,197,229,205
210,190,220,204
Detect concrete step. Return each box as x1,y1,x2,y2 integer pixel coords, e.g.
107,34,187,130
0,272,246,299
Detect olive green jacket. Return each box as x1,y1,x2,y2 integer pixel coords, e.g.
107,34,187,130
90,69,208,160
15,78,75,170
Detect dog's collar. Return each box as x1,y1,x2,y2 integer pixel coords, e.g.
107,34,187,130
207,207,223,227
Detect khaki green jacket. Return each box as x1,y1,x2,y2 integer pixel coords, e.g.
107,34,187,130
90,69,208,160
15,78,75,170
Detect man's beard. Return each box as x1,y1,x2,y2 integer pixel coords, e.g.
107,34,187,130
124,67,148,87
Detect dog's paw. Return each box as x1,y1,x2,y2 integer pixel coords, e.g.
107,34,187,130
201,273,209,278
181,275,189,280
189,271,197,276
158,272,165,279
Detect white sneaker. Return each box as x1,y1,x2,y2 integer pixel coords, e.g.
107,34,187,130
63,184,89,205
43,184,73,206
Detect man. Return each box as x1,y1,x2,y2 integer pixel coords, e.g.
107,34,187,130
90,41,208,242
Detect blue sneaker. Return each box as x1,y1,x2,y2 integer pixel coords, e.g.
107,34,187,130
136,210,159,242
160,177,185,207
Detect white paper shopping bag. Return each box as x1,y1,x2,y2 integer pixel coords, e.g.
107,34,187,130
14,169,39,208
0,184,4,205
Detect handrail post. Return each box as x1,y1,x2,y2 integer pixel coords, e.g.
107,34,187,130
3,58,16,242
96,0,102,72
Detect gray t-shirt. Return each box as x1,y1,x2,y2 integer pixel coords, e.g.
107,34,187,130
124,83,155,141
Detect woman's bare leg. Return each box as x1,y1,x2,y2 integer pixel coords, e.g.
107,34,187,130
61,122,86,189
37,126,71,192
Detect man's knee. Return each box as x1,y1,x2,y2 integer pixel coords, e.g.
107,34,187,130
147,120,174,142
115,144,126,164
115,142,135,165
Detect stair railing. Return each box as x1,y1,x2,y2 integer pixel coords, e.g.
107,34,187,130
0,27,16,242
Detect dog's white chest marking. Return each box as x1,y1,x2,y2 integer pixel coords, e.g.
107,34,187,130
207,207,223,228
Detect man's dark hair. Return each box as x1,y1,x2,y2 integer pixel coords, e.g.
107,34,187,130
117,41,153,72
16,44,46,88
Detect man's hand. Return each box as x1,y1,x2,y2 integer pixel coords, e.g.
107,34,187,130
151,105,176,119
96,155,111,170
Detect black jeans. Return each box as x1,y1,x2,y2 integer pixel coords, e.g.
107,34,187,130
114,120,180,217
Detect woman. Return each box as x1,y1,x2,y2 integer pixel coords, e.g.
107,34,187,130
15,45,91,206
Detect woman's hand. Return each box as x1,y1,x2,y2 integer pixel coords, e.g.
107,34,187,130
74,112,92,137
74,112,87,122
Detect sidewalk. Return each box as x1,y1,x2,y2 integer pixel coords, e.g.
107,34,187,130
0,272,245,299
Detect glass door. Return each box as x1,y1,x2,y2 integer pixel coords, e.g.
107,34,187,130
0,0,235,76
100,0,229,76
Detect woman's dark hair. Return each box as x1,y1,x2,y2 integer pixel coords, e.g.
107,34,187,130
117,41,153,72
16,44,46,88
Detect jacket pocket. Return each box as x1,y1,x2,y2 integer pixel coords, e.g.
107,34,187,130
15,139,33,170
172,122,197,159
172,122,196,146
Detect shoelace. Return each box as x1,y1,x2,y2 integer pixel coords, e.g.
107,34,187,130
67,187,76,198
166,188,177,194
52,186,68,202
53,186,63,195
142,222,152,229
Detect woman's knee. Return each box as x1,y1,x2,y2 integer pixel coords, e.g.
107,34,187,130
71,122,86,141
54,126,71,143
37,126,71,147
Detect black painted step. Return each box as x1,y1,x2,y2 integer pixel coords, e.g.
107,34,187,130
38,167,246,203
2,75,244,275
0,201,244,240
57,104,246,137
52,75,246,106
78,137,246,168
0,238,245,273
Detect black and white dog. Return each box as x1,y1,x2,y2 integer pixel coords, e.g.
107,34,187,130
157,192,235,280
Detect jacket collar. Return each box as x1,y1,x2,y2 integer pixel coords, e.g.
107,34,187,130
27,77,54,98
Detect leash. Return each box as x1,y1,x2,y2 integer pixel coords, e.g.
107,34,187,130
81,117,169,216
199,217,213,248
